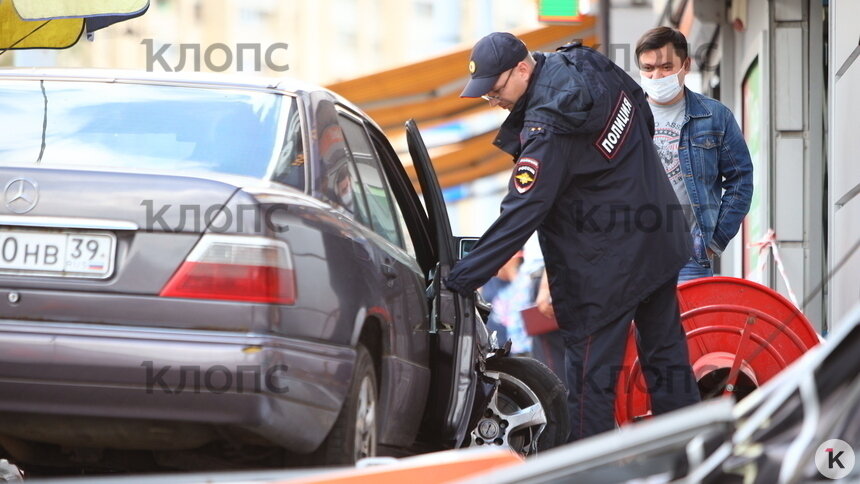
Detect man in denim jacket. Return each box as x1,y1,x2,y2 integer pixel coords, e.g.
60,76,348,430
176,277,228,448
636,27,754,281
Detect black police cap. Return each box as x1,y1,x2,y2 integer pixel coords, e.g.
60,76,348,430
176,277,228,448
461,32,529,98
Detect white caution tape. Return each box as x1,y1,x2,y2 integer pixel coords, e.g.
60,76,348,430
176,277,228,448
746,228,800,307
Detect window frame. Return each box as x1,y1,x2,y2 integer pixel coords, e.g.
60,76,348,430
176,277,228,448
335,108,406,249
363,120,437,276
266,95,310,192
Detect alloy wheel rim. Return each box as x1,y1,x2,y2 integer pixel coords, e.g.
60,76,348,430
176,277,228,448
469,370,547,455
354,375,377,460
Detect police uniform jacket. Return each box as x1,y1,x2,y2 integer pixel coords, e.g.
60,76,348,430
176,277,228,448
445,44,691,339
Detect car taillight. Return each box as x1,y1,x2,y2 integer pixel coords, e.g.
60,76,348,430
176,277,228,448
160,235,296,304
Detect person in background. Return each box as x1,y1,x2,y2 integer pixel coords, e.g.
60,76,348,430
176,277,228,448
485,250,536,355
636,27,753,282
480,251,523,346
530,269,566,379
334,166,355,212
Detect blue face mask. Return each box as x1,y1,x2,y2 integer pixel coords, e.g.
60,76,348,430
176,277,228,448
640,69,683,103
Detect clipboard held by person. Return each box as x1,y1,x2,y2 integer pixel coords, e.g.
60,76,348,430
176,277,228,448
520,305,559,335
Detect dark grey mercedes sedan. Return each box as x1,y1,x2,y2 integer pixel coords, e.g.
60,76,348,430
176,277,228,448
0,70,567,474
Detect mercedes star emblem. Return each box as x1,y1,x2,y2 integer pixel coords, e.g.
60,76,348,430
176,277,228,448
4,178,39,214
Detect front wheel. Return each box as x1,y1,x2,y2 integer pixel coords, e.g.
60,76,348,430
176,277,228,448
469,356,569,455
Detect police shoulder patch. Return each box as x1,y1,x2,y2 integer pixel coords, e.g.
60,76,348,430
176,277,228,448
513,157,539,194
594,91,636,160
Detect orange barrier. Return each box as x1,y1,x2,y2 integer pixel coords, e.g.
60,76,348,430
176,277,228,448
281,449,522,484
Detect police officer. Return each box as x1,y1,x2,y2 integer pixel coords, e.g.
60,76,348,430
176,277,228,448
445,32,701,441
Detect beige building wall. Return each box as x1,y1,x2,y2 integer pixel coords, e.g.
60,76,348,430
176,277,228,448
31,0,539,85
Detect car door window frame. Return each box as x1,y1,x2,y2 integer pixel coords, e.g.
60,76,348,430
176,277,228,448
364,124,436,273
336,108,405,249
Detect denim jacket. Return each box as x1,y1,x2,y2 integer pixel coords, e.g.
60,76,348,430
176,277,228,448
678,88,754,265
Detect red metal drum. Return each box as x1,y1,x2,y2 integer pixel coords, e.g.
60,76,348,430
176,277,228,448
614,276,821,424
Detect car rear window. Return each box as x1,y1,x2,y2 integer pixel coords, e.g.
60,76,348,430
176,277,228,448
0,80,289,179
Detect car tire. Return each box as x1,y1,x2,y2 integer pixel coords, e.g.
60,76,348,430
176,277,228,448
474,356,569,455
311,344,378,466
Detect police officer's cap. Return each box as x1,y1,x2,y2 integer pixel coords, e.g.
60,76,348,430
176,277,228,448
461,32,529,98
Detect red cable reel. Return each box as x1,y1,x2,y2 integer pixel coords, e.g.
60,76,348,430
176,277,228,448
615,277,821,424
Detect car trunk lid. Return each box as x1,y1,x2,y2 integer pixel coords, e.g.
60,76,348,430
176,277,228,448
0,167,240,293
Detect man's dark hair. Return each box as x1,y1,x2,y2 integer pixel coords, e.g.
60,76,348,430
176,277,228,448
635,27,689,66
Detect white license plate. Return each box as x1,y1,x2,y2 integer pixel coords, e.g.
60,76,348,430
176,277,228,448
0,229,116,278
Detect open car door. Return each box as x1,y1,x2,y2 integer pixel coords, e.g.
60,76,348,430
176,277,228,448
406,119,480,447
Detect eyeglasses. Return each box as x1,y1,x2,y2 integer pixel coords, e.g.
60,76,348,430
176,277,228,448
481,69,513,102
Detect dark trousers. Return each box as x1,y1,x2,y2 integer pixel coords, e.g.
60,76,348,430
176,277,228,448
531,329,566,382
563,275,701,442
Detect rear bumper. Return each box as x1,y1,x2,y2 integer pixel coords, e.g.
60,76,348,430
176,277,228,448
0,320,355,453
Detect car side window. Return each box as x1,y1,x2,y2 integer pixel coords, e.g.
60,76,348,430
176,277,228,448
332,158,369,222
367,132,418,259
337,113,403,248
390,185,416,258
271,97,306,191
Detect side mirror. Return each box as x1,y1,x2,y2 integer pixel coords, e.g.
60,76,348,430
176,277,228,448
456,237,479,260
